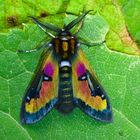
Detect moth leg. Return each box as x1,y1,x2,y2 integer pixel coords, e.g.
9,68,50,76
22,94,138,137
79,40,105,47
17,41,51,53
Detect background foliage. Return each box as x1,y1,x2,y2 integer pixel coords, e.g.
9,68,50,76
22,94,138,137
0,0,140,140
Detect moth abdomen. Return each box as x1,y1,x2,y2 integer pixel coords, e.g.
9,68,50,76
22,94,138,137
57,62,74,113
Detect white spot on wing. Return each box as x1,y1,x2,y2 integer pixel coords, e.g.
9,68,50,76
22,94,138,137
27,96,30,100
44,76,49,80
101,94,105,98
81,75,86,80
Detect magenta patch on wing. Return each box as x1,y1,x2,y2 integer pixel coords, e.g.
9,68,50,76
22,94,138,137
44,62,54,77
76,62,86,77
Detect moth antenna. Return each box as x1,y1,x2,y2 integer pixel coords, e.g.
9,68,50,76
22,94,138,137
28,16,61,38
64,10,93,32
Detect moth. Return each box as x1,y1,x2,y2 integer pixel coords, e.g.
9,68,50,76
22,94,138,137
19,10,112,124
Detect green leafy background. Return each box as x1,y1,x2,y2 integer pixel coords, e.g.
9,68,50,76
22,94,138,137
0,0,140,140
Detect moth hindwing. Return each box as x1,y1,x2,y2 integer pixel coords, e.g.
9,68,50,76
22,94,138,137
20,10,112,124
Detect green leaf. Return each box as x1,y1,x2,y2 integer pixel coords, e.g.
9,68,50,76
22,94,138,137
0,111,31,140
0,1,140,140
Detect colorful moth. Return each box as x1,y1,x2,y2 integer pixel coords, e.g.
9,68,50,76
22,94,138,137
20,10,112,124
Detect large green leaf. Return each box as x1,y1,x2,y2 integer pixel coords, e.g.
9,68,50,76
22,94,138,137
0,0,140,140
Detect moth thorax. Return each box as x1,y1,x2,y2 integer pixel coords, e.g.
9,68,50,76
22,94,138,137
53,36,77,59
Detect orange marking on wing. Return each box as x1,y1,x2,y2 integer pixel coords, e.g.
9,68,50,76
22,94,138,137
90,96,107,111
78,81,91,102
77,80,107,111
25,81,55,113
